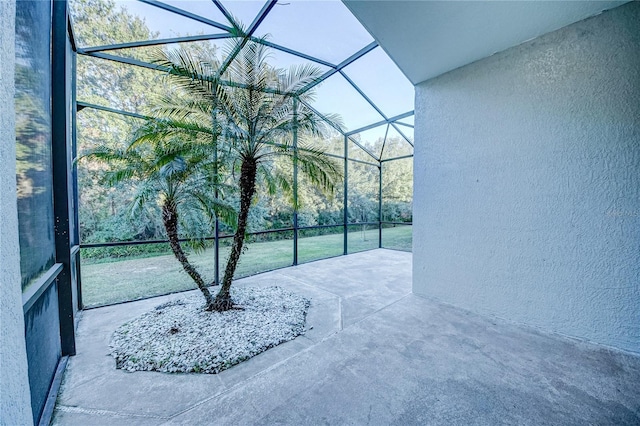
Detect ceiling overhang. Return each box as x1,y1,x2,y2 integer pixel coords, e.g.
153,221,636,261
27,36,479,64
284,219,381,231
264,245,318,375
343,1,628,85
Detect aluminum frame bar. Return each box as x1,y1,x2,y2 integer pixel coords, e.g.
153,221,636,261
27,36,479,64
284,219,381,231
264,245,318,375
295,41,378,96
345,110,414,136
380,154,414,163
390,122,414,147
340,69,388,124
52,0,76,356
343,135,348,255
81,51,288,95
379,124,390,162
140,0,233,32
215,0,277,78
378,164,383,248
256,39,335,68
292,98,299,265
77,101,150,120
79,33,233,54
212,0,236,28
394,121,414,128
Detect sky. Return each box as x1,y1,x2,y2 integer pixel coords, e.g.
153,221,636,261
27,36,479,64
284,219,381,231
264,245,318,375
108,0,415,143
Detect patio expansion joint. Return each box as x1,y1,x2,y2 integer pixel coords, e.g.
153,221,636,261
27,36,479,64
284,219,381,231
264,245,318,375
55,404,170,420
163,291,413,421
276,271,344,331
276,271,344,299
345,292,412,329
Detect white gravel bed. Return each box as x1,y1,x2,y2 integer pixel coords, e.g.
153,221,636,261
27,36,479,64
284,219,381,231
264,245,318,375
110,286,310,374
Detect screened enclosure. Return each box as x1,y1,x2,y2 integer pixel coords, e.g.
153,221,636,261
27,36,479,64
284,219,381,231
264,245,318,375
68,0,415,308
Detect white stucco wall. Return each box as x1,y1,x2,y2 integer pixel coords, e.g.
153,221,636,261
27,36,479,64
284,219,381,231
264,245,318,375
413,2,640,353
0,0,34,424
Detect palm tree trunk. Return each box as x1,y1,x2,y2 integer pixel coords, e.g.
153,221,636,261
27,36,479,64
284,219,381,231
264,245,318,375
210,157,257,311
162,199,215,306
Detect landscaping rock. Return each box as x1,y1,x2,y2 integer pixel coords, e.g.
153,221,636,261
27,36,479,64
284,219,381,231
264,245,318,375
110,286,310,374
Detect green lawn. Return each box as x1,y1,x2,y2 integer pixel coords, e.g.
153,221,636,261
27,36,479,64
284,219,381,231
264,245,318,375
80,225,411,307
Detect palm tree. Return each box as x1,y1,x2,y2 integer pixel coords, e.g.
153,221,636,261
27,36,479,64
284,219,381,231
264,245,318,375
214,42,342,311
148,40,343,311
82,134,235,307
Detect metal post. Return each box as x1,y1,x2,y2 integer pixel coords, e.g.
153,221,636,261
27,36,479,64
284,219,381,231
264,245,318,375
52,0,76,356
212,101,220,286
378,163,382,249
71,46,82,310
292,98,298,266
214,198,220,285
343,135,348,255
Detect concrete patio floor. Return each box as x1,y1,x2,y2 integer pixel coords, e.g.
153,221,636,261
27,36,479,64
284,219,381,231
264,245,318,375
53,249,640,425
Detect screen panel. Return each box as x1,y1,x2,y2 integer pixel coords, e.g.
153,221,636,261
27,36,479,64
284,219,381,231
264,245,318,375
298,226,344,264
347,223,378,254
347,160,379,224
219,231,294,280
381,223,412,252
80,242,209,307
382,157,412,223
312,73,385,133
381,126,413,160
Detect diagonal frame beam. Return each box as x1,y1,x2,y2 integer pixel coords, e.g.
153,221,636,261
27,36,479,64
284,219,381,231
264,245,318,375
295,41,378,96
215,0,278,78
345,111,414,135
340,70,414,147
340,69,388,125
77,101,150,120
139,0,233,32
81,51,288,95
394,121,414,128
212,0,236,28
79,33,233,54
390,122,414,147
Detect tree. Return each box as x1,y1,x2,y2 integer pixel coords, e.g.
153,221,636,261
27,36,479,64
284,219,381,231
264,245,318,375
146,40,342,311
81,133,236,307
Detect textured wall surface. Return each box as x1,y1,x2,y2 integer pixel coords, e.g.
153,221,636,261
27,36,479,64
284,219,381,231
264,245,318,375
413,2,640,353
0,1,34,424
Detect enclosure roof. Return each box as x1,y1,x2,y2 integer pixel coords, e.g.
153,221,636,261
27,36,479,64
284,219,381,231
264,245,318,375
69,0,415,160
343,0,628,85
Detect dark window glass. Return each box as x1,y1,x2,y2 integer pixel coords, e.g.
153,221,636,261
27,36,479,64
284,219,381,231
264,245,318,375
15,0,56,290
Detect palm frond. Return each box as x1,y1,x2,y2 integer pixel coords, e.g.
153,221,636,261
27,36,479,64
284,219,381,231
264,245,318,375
188,189,238,229
273,142,343,197
280,63,323,96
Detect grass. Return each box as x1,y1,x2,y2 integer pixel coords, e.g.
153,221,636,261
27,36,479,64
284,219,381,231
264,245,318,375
80,225,411,307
